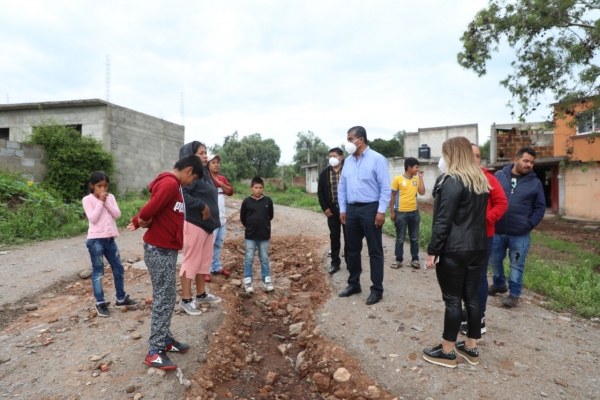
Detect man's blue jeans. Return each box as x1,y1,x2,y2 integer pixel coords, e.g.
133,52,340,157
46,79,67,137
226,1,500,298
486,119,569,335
243,239,271,281
490,233,531,298
210,224,227,273
394,210,420,262
86,238,126,304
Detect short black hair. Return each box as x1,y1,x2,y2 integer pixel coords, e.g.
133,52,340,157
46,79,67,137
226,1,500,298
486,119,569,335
329,147,343,156
515,146,536,159
88,171,110,193
347,126,368,144
174,155,204,178
404,157,419,171
251,176,264,187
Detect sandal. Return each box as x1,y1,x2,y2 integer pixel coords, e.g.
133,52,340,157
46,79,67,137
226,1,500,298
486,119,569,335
204,274,212,282
390,261,403,269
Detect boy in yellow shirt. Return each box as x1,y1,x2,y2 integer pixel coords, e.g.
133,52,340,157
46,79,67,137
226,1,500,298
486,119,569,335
390,157,425,269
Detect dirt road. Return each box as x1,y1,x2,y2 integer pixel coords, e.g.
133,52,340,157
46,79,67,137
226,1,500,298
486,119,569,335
0,200,599,399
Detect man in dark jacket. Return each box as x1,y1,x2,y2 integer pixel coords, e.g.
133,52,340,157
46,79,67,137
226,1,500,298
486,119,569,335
317,147,346,274
489,146,546,308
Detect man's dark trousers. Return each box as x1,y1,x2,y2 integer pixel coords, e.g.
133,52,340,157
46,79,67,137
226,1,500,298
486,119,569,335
345,202,384,295
328,204,346,268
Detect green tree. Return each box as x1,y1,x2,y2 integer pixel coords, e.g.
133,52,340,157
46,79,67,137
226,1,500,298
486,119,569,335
457,0,600,119
28,117,115,202
369,137,403,158
292,131,330,172
480,138,491,161
212,131,281,181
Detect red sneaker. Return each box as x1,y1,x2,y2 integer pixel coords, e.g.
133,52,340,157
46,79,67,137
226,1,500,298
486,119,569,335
205,274,212,282
212,269,231,278
143,351,177,370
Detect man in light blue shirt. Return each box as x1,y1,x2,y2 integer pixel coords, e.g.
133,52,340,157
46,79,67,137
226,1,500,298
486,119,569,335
338,126,391,305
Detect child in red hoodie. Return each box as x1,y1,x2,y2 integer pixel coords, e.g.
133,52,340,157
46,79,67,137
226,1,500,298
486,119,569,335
128,155,203,370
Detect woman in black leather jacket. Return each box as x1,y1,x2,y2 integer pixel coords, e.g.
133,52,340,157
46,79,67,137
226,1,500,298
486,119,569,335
423,137,490,368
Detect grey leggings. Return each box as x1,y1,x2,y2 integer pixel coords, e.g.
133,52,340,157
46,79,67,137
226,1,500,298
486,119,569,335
144,243,178,351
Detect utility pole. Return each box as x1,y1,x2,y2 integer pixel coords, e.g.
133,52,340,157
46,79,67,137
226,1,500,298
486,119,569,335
105,55,110,102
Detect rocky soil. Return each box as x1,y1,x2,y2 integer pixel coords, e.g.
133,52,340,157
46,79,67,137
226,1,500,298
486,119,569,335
0,198,599,399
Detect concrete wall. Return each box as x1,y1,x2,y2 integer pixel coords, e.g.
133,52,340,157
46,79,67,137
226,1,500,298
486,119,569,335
387,157,439,204
404,124,478,159
564,166,600,220
0,100,185,193
0,140,47,182
105,104,184,193
0,105,107,143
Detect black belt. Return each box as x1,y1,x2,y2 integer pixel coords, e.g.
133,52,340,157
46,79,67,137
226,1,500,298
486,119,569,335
349,201,377,207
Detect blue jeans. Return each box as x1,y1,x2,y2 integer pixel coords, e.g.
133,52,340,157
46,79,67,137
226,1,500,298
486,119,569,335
345,202,384,295
86,238,126,304
490,233,531,298
243,239,271,281
477,236,495,318
210,224,226,273
394,210,420,262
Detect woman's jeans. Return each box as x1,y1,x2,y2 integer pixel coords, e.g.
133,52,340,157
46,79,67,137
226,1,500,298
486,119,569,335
210,224,227,273
86,238,125,304
243,239,270,281
435,250,487,341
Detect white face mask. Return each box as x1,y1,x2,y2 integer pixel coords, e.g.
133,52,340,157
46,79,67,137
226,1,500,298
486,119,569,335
345,139,360,155
329,157,340,167
438,157,447,174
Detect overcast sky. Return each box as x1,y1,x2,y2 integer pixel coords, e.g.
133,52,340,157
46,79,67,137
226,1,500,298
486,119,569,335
0,1,553,163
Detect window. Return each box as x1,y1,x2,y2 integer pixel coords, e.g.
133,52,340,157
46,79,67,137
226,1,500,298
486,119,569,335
0,128,8,140
576,111,600,135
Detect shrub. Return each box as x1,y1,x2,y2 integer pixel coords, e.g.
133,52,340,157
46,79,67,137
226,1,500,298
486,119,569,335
27,117,115,202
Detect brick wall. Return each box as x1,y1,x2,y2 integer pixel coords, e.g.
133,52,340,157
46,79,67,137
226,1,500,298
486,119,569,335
496,132,554,160
0,140,47,182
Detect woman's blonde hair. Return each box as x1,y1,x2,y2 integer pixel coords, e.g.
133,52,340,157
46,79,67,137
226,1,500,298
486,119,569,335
442,137,490,194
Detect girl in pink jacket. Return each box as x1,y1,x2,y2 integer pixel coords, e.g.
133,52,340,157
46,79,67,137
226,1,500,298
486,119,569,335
82,171,137,317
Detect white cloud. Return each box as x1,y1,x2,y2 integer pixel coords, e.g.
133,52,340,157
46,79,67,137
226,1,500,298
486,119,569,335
0,0,543,164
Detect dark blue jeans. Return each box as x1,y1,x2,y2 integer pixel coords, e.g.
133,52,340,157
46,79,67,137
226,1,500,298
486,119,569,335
345,202,384,295
86,238,126,304
477,236,495,318
394,210,420,262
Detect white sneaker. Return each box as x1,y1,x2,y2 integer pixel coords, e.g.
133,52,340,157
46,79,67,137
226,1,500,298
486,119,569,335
244,277,254,293
264,276,274,292
179,299,202,316
196,293,222,304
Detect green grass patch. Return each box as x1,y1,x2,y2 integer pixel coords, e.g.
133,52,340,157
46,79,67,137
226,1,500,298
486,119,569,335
231,180,321,213
382,211,432,250
0,172,148,246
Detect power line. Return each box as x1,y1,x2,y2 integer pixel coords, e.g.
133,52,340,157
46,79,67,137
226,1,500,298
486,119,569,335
105,55,110,102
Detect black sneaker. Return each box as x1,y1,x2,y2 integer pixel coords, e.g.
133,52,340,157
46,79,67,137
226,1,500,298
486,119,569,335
456,341,479,365
165,339,190,353
115,295,139,308
488,285,508,296
460,318,486,335
144,351,177,370
95,302,110,317
422,344,457,368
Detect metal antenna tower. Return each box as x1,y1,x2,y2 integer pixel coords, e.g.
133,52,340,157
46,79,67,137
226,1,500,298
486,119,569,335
180,92,184,125
106,55,110,102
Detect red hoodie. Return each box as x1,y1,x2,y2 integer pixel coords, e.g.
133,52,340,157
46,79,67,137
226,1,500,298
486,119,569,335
132,172,185,250
483,167,508,238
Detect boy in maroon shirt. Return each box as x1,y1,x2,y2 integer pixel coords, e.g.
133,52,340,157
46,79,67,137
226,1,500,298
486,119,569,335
128,155,202,370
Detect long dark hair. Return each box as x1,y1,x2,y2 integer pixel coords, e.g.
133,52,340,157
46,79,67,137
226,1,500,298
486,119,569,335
88,171,110,193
